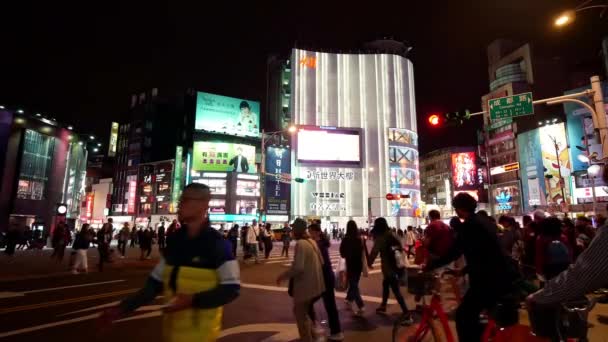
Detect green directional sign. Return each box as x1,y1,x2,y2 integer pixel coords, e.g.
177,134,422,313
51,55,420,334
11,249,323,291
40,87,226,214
486,117,513,131
489,92,534,120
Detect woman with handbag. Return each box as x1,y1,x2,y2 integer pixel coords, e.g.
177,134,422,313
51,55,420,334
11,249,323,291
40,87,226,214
339,220,368,316
368,217,413,326
277,218,325,342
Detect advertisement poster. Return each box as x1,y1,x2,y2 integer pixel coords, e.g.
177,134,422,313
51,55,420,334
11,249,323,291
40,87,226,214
264,146,291,215
195,92,260,138
539,123,572,204
517,129,546,212
192,142,256,174
451,152,477,190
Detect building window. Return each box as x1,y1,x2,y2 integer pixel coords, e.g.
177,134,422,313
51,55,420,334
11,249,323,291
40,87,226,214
16,130,55,200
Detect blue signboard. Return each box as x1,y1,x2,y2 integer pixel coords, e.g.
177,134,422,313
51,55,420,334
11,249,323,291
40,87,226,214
517,129,546,212
264,146,291,215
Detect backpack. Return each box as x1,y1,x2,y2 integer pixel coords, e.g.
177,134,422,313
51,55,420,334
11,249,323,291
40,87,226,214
545,240,571,266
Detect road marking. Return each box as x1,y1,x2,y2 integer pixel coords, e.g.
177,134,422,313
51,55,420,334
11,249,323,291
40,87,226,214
218,323,299,341
0,289,137,315
240,283,396,304
57,297,165,317
0,313,101,338
0,280,126,299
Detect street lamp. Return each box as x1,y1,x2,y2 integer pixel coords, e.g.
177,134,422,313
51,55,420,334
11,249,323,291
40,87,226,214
554,1,608,27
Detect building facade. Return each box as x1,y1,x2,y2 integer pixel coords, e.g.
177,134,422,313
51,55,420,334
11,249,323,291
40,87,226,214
0,109,88,235
286,42,420,229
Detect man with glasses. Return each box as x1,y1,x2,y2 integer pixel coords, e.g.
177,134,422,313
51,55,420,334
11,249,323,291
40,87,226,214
100,183,240,341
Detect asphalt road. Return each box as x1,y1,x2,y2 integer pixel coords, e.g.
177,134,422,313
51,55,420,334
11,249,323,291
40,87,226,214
1,241,607,342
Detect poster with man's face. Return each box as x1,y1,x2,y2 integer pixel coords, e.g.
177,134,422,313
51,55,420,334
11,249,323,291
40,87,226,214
192,141,256,173
195,92,260,138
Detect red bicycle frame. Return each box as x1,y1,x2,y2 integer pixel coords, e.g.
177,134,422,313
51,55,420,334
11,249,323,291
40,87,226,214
412,293,455,342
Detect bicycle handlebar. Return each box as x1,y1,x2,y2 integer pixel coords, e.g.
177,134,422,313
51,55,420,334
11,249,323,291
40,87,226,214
561,297,598,313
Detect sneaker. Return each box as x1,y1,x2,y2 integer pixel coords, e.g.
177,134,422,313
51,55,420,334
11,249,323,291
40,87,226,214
328,332,344,341
398,314,414,326
376,306,387,315
354,307,365,317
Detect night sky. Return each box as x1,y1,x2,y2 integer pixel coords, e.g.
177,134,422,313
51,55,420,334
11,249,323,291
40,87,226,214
1,1,607,153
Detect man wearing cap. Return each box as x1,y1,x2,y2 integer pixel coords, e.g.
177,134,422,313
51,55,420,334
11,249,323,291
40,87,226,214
277,218,325,342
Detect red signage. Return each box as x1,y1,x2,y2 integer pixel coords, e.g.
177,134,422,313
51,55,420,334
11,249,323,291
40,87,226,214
85,194,94,218
127,180,137,214
385,193,401,200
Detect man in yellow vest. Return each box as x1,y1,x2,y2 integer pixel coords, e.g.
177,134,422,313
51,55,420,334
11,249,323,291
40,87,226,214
100,183,240,341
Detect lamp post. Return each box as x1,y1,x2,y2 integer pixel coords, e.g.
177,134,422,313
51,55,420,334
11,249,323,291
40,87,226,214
553,1,608,27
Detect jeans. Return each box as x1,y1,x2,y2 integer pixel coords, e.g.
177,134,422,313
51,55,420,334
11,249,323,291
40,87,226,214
281,243,290,257
158,237,165,249
346,272,364,309
382,274,409,314
248,243,258,261
229,238,237,258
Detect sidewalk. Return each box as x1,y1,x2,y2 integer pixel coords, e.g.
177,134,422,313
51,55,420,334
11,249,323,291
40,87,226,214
0,246,161,281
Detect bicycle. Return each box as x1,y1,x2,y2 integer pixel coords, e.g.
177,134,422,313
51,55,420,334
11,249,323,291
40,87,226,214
528,296,598,342
392,268,456,342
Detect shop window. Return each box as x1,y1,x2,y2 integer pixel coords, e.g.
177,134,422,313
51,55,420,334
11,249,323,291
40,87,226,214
17,130,55,200
236,199,257,215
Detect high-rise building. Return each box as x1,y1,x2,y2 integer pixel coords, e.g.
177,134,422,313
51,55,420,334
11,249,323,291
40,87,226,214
111,88,194,225
481,40,568,216
269,39,421,229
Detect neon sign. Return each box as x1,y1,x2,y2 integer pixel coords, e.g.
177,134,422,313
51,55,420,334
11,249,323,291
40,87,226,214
495,191,513,211
299,56,317,69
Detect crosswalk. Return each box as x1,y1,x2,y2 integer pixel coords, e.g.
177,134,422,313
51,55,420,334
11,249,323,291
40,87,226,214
236,245,382,274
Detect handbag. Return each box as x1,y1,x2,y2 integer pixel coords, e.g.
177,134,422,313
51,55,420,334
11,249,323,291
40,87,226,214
335,258,348,291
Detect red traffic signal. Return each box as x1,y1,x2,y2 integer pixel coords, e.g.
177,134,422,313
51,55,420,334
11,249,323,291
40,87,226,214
386,193,401,200
428,114,441,127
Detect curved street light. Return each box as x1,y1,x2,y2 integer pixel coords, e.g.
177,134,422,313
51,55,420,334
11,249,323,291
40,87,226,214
554,0,608,27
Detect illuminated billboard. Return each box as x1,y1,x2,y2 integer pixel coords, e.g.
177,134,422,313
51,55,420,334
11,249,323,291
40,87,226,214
451,152,477,191
296,126,361,167
195,92,260,138
108,122,119,157
192,141,256,174
539,123,572,204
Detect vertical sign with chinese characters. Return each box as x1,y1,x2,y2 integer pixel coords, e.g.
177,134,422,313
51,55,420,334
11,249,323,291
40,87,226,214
171,146,183,213
265,146,291,215
108,122,119,157
127,180,137,214
85,193,94,218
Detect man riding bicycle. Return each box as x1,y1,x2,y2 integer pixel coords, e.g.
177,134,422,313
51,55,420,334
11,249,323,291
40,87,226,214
425,193,518,342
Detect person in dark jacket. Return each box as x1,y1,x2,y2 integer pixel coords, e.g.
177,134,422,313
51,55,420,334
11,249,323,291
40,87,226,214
339,220,366,315
228,224,239,257
72,224,91,274
426,193,518,342
157,223,166,250
308,223,343,341
369,217,412,325
140,227,153,260
97,220,113,271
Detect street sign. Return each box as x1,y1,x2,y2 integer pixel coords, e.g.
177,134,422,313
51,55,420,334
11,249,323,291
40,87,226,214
486,117,513,131
489,92,534,120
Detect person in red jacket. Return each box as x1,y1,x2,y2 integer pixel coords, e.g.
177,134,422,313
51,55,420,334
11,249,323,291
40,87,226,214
424,210,454,263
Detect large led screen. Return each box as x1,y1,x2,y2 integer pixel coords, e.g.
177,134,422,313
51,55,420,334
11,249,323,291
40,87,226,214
296,126,361,167
539,123,571,204
451,152,477,191
192,141,256,173
195,92,260,138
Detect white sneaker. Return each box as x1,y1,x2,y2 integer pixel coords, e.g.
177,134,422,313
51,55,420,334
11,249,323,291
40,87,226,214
328,332,344,341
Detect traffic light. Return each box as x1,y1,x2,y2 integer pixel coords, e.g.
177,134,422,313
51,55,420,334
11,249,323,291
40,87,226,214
385,193,401,200
56,203,68,216
428,114,441,127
